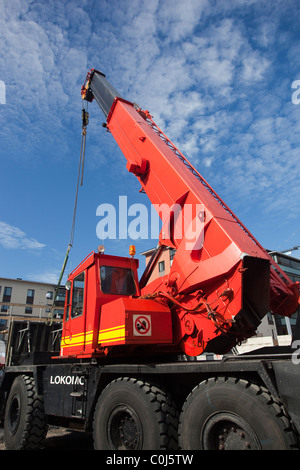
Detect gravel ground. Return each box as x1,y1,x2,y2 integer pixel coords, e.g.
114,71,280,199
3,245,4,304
0,424,94,450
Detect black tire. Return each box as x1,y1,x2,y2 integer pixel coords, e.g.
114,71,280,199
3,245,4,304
4,374,48,450
93,377,178,450
179,376,298,450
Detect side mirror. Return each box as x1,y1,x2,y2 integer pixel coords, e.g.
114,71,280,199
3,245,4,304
65,280,71,291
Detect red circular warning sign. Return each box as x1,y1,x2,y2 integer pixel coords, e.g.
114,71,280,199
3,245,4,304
134,315,151,335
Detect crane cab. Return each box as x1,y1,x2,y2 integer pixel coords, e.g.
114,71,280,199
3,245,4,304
59,250,173,358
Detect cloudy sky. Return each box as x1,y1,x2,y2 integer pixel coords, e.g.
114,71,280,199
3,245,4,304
0,0,300,284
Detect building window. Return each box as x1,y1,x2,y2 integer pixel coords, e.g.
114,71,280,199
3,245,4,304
3,287,12,302
158,261,165,273
1,305,9,314
169,249,176,266
25,307,33,314
26,289,35,305
274,315,289,336
54,288,66,306
267,312,274,325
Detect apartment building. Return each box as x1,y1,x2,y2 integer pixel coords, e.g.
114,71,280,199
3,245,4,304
0,277,65,333
267,250,300,337
140,246,176,284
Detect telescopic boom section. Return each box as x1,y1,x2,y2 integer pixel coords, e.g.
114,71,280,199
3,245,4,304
82,69,299,356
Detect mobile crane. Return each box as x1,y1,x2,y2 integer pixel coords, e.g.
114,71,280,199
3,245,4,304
0,69,299,451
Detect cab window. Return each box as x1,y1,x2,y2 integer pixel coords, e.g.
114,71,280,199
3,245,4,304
71,272,85,318
100,266,136,295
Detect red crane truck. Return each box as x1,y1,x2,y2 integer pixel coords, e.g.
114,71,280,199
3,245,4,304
0,69,299,451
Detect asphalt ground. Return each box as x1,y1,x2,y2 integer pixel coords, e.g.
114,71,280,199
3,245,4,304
0,424,94,450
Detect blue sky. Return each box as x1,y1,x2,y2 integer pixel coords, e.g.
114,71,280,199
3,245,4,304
0,0,300,284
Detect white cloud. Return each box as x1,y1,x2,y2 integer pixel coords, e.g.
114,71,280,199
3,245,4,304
157,0,209,42
27,270,61,285
0,222,46,250
241,53,270,82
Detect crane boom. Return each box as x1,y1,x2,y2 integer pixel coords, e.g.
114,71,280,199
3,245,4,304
82,68,299,355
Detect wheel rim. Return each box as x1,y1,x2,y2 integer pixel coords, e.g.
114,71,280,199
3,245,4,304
8,393,21,436
202,412,261,450
107,405,143,450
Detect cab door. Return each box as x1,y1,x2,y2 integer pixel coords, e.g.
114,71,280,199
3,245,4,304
61,270,86,356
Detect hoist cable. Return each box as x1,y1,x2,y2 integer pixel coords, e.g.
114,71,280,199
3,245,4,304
49,106,89,324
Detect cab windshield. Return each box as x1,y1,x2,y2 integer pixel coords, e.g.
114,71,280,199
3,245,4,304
100,266,136,296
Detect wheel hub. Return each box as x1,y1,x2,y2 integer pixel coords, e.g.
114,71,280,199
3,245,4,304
119,415,139,449
108,405,142,450
8,394,21,436
218,425,252,450
202,412,261,450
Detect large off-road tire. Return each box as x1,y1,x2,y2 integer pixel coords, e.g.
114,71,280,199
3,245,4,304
93,377,178,450
4,374,48,450
179,376,299,450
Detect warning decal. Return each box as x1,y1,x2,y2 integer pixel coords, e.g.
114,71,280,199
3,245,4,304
133,314,151,336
